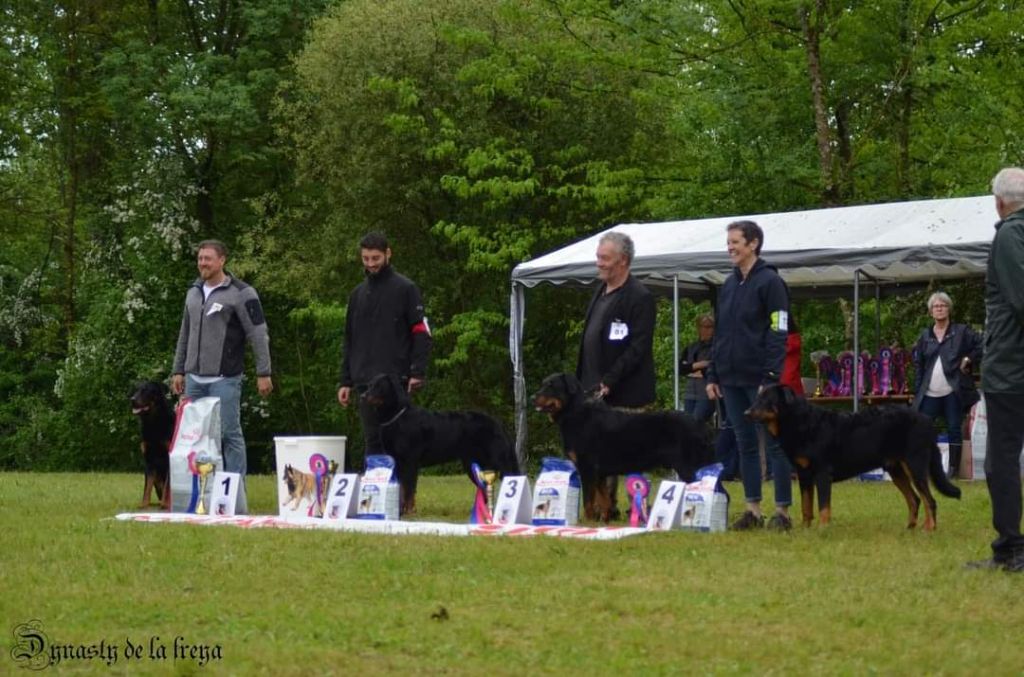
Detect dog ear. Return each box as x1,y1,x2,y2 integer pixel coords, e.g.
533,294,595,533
562,373,581,399
782,384,795,407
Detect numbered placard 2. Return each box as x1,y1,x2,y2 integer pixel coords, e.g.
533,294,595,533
323,474,361,521
210,472,241,517
646,480,686,531
491,476,532,525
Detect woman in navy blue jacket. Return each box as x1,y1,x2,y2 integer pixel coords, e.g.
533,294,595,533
706,221,794,531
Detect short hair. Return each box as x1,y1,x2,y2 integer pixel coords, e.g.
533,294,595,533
696,314,714,328
992,167,1024,209
359,232,389,252
927,291,952,312
599,231,635,265
727,220,764,255
197,239,227,257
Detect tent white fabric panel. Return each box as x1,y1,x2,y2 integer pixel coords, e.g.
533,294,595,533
512,195,996,291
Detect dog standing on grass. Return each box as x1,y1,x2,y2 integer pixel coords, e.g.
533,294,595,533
746,384,960,530
533,372,713,522
361,373,520,515
130,381,174,510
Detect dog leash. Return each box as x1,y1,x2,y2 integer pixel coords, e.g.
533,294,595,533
378,407,408,428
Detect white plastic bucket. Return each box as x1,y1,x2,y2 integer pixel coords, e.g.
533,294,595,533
274,436,347,518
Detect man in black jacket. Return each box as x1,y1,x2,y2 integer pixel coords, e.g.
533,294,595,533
969,167,1024,572
338,232,432,454
577,231,656,516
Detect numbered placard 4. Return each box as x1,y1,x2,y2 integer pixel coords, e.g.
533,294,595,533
210,472,241,517
492,476,532,525
646,480,686,531
323,474,361,521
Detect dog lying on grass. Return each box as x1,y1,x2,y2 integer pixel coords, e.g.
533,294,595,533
362,373,520,515
533,372,712,522
130,381,174,510
745,384,960,530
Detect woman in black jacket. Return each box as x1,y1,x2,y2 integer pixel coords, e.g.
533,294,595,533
679,314,715,423
912,291,983,479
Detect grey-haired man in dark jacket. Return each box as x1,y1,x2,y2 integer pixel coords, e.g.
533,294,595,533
969,168,1024,572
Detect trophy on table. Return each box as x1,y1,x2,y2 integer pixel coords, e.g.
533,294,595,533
810,351,830,397
194,460,215,515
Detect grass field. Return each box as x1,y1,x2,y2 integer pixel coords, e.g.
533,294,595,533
2,471,1022,675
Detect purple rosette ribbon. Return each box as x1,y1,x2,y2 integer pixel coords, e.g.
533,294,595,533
309,453,329,517
468,463,492,524
838,353,854,396
879,347,892,395
626,474,650,527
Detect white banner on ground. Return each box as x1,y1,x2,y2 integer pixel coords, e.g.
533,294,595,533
113,513,649,540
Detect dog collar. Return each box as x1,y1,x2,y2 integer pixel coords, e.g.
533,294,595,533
378,407,408,427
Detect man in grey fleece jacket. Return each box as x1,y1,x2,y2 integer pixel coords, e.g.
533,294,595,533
172,240,273,514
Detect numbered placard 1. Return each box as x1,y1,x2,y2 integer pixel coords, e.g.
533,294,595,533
646,480,686,531
491,476,532,525
322,474,361,521
210,472,241,517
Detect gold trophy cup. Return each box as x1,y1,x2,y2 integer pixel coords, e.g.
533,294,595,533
482,470,497,517
195,461,215,515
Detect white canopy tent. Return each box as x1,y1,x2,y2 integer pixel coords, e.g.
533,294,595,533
509,195,997,463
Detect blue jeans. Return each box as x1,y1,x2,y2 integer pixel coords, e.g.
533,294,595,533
919,393,963,444
186,375,248,514
721,385,792,507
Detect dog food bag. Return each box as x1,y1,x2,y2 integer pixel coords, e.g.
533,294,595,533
531,457,581,526
679,463,729,533
355,454,401,520
168,397,223,513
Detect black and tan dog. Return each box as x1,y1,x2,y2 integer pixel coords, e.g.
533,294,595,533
746,384,961,530
130,381,174,510
362,373,520,515
281,464,316,511
533,373,712,522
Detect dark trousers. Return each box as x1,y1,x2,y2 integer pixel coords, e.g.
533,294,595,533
356,385,385,455
919,393,964,444
984,392,1024,559
684,397,714,424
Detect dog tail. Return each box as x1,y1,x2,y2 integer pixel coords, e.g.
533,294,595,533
930,443,961,499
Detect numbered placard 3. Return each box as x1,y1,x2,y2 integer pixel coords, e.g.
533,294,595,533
210,472,241,517
323,474,361,521
492,476,532,525
646,480,686,531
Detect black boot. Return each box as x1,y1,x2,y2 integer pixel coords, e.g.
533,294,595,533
948,443,962,480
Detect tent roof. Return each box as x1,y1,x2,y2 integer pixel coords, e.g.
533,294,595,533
511,195,996,297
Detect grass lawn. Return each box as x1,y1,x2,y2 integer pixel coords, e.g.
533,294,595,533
1,471,1021,675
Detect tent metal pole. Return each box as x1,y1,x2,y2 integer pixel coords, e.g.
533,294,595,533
853,269,860,413
875,280,881,351
510,282,528,468
673,275,680,410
